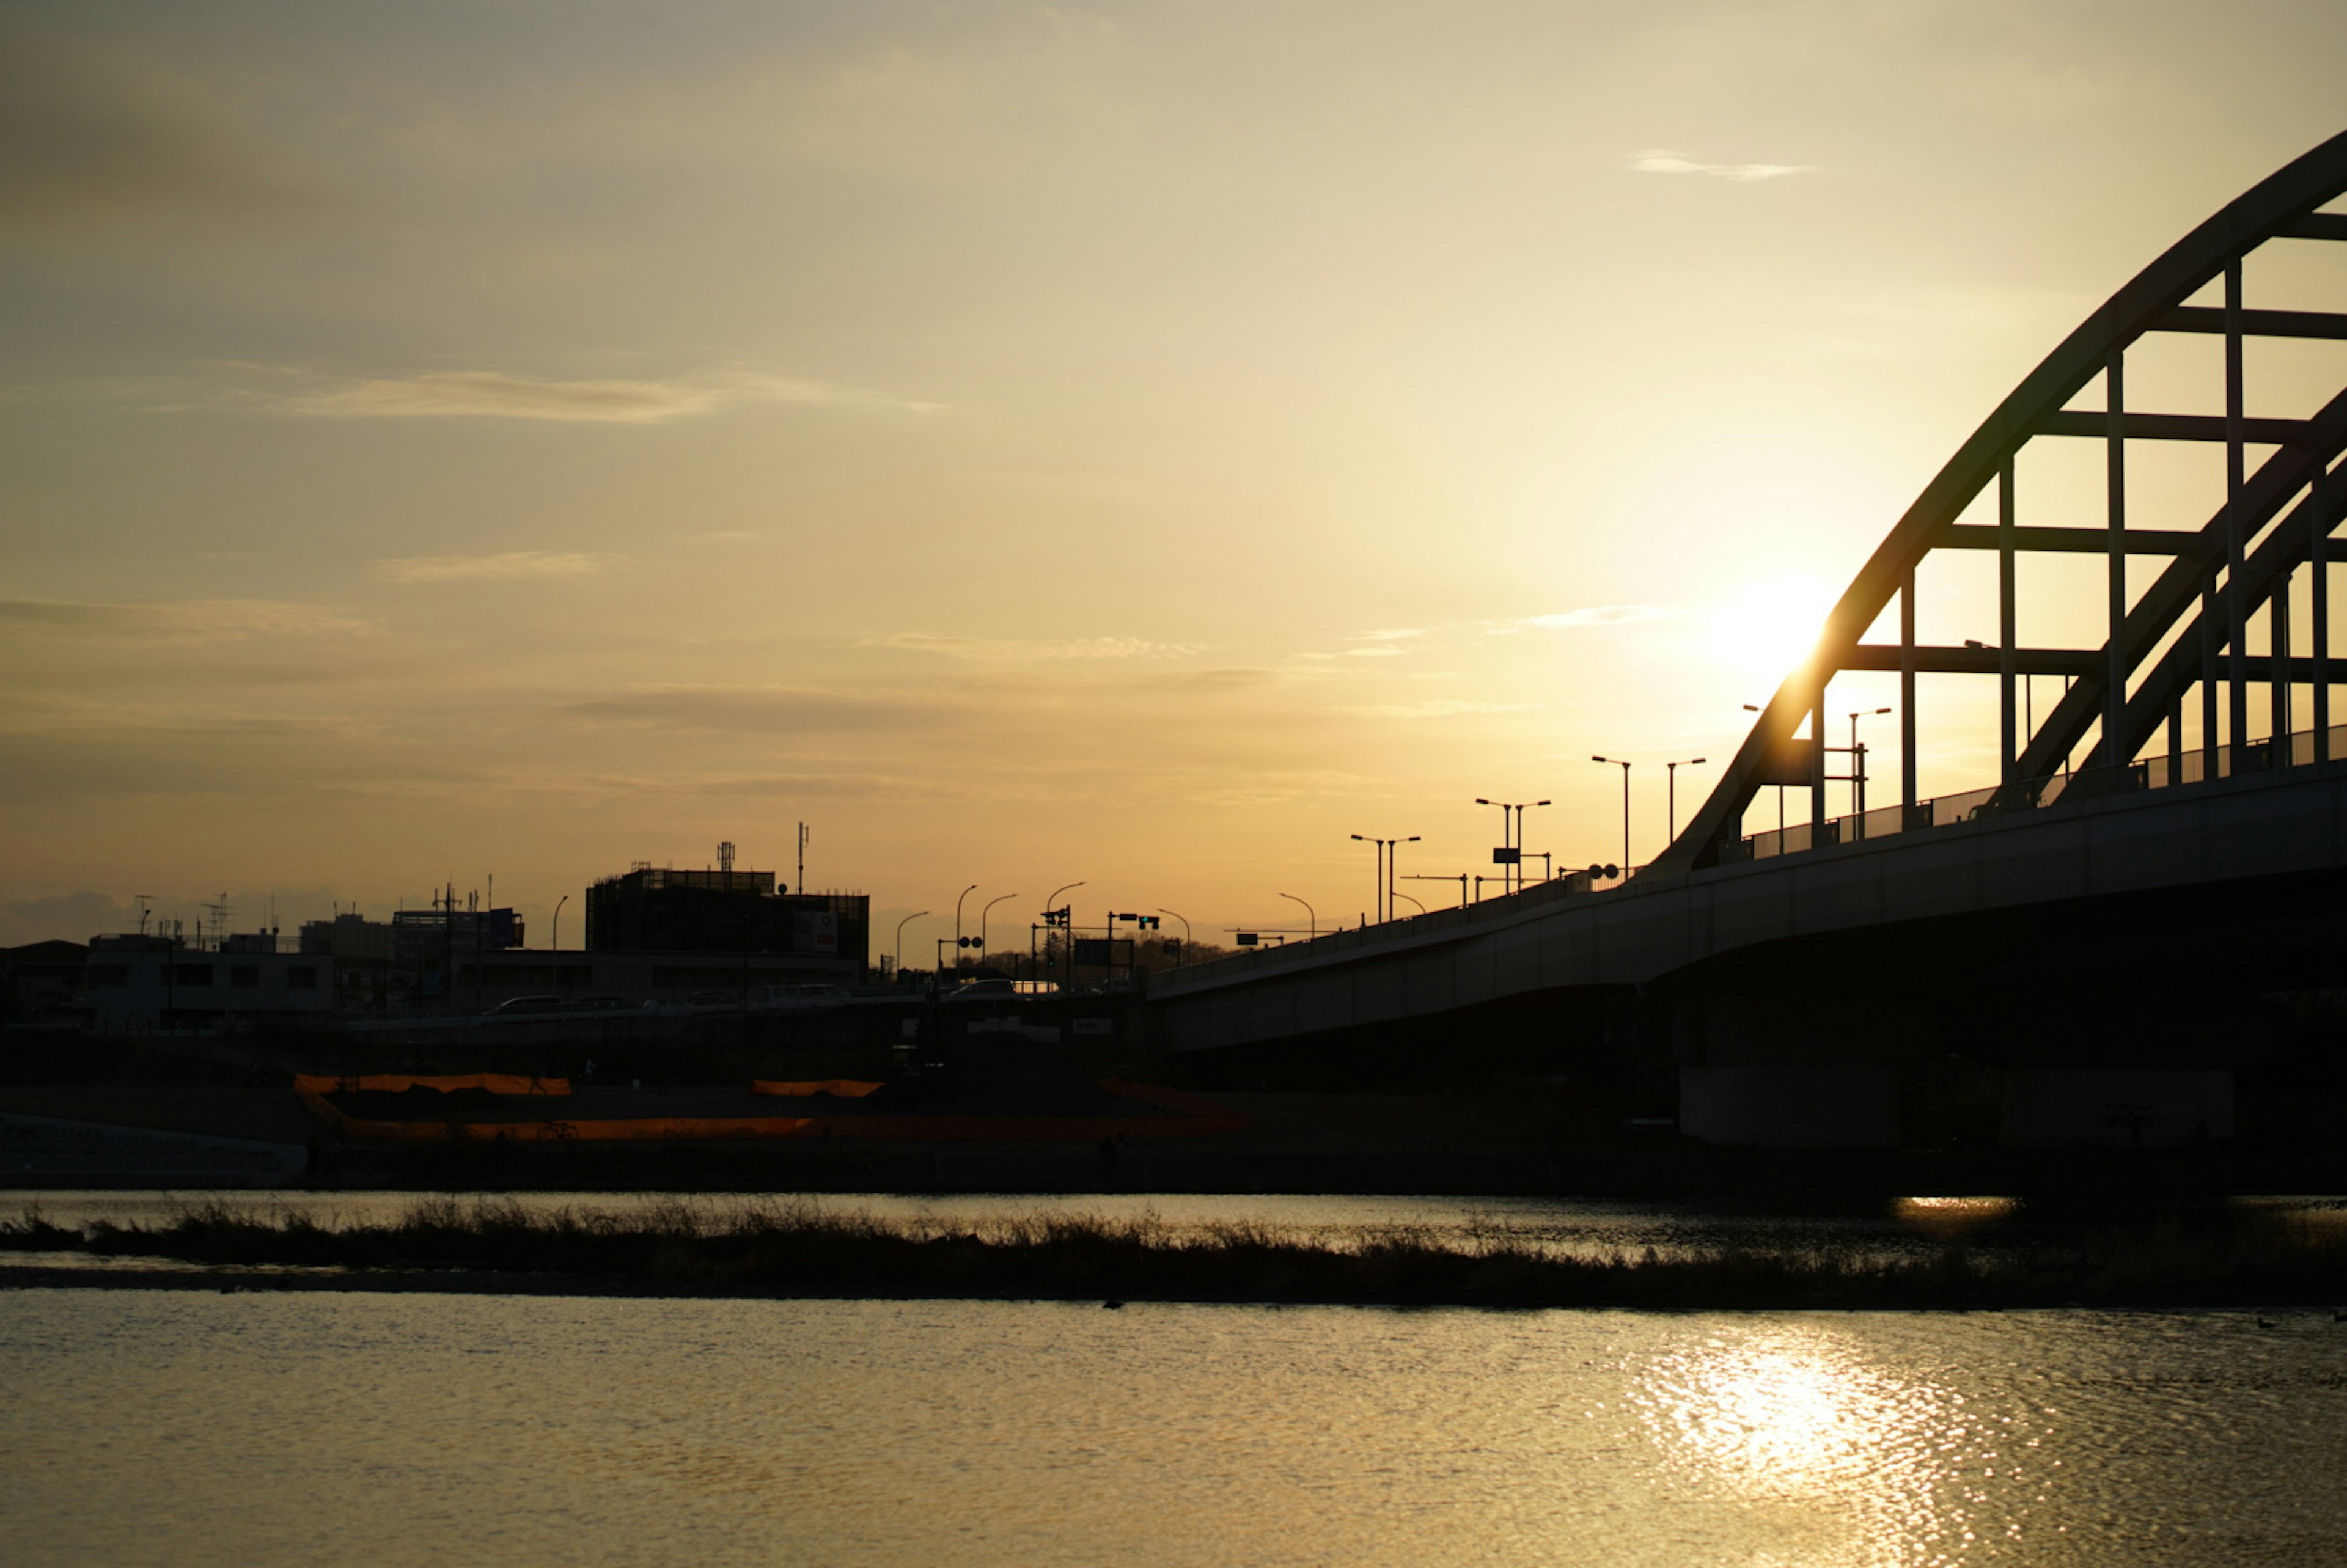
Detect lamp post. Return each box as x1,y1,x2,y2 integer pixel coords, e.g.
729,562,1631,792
1156,908,1190,965
550,894,568,953
1474,797,1551,893
1848,707,1892,836
1392,890,1425,916
1348,835,1419,922
1041,881,1084,986
893,910,929,981
952,884,978,977
1662,758,1708,843
979,892,1019,971
1591,757,1633,873
1277,892,1316,940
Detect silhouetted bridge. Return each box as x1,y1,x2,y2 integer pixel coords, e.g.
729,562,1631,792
1155,131,2347,1075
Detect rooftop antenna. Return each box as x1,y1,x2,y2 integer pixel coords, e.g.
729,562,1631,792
797,821,808,896
718,840,736,874
134,894,156,936
204,892,232,947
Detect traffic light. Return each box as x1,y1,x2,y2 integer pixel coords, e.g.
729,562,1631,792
958,936,983,948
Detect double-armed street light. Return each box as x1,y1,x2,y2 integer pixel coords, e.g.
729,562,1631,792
1348,833,1420,922
1277,892,1317,940
1474,797,1551,895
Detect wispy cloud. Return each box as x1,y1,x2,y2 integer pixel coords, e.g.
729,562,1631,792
372,551,612,584
1489,605,1666,633
1629,148,1813,183
1343,645,1407,658
1358,627,1425,641
864,634,1203,662
0,597,369,640
1340,700,1535,721
284,368,942,425
565,684,951,733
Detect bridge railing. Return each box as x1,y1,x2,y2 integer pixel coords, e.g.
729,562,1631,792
1726,719,2347,862
1157,717,2347,995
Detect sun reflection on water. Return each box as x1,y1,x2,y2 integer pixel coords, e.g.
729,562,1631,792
1631,1325,2012,1565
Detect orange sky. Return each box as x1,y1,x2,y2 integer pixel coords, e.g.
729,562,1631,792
3,2,2343,948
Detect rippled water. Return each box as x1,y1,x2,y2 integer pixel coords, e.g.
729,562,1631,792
6,1290,2346,1566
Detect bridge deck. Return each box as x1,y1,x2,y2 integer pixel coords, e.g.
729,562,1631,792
1153,760,2347,1053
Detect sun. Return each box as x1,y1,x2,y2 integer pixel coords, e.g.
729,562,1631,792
1702,571,1840,697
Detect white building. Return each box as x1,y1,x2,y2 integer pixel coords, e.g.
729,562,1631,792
84,932,336,1033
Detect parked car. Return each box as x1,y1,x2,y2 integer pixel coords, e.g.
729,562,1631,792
762,983,851,1008
489,995,564,1014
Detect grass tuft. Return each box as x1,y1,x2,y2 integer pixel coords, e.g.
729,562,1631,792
12,1198,2347,1308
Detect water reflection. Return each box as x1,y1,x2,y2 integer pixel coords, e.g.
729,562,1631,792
1892,1196,2018,1242
2,1295,2339,1567
1633,1324,2021,1566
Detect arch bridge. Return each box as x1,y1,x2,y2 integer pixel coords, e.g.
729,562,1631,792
1153,131,2347,1068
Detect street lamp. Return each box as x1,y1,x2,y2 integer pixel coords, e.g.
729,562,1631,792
1040,881,1084,987
1157,908,1190,965
1591,757,1633,873
1662,758,1708,843
1848,707,1892,835
1392,890,1425,916
550,894,568,953
952,884,979,976
979,892,1019,970
1277,892,1316,940
893,910,929,980
1474,797,1552,894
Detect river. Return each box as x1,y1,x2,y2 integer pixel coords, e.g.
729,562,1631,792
6,1193,2347,1564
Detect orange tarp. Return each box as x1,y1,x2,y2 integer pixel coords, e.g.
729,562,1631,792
295,1072,1248,1143
295,1072,570,1097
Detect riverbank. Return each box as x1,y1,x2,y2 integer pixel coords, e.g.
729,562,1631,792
10,1197,2347,1310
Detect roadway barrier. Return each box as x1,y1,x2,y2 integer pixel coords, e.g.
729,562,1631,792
294,1074,1247,1142
749,1079,885,1098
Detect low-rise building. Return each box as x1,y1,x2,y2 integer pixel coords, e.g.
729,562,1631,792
83,931,336,1034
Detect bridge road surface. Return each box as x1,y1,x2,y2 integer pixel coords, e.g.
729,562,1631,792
1150,760,2347,1056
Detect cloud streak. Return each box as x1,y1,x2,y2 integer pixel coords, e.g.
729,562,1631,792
372,551,612,583
0,597,369,640
865,634,1203,662
1630,148,1813,183
564,684,953,733
285,368,942,424
1490,605,1666,632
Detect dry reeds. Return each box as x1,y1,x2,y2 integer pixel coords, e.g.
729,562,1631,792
8,1198,2347,1308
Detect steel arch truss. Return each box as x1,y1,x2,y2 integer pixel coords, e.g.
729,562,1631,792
1662,130,2347,876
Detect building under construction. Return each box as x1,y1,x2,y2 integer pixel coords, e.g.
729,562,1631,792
584,846,868,975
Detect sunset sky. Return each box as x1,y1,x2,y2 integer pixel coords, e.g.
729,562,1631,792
4,1,2343,950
